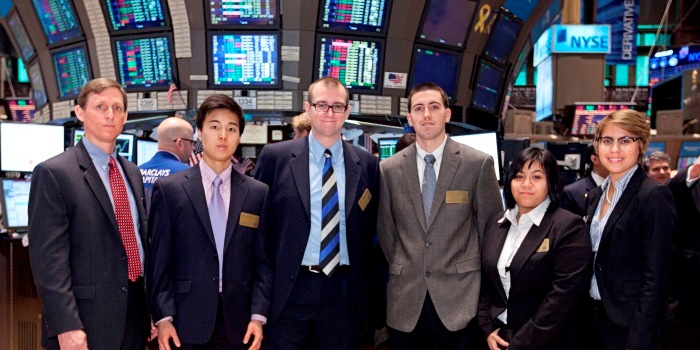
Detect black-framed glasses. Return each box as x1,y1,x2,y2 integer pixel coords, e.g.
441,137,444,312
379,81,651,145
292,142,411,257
309,102,347,113
175,137,196,145
595,136,642,148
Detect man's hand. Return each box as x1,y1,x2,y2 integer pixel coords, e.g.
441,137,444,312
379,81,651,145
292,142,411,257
57,330,88,350
486,328,509,350
157,320,181,350
690,156,700,180
243,320,263,350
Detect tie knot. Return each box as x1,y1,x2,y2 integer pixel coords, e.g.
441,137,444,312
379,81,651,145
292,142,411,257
424,154,436,165
324,149,332,159
108,157,118,169
212,176,223,190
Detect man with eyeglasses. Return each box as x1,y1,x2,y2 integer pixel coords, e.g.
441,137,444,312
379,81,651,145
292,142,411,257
254,77,380,350
139,117,195,213
377,82,502,350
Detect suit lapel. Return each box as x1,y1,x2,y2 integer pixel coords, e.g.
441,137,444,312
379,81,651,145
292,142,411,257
224,170,248,251
428,140,460,228
509,211,553,285
586,186,603,224
290,139,311,219
76,142,119,233
600,168,645,246
691,181,700,214
399,145,428,231
343,142,361,219
183,166,217,248
485,218,510,303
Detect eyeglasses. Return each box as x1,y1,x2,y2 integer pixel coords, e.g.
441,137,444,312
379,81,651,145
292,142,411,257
309,102,347,114
175,137,196,145
595,136,642,148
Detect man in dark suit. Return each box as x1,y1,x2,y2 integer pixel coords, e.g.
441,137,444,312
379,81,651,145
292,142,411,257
148,94,272,350
28,78,150,349
254,77,379,350
560,144,608,216
377,83,503,349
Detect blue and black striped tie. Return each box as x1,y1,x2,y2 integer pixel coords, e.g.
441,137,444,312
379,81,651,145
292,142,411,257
320,149,340,276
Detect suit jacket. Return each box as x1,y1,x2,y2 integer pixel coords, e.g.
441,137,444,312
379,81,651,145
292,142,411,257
139,150,190,214
254,137,379,326
667,167,700,251
585,167,675,350
560,175,597,217
28,141,149,349
148,165,272,345
478,208,592,350
377,138,503,332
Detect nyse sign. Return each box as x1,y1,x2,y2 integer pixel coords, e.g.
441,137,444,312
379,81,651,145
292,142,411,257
551,25,611,54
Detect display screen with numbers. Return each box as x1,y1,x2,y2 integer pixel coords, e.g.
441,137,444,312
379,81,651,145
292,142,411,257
32,0,83,46
112,33,177,91
103,0,170,33
317,0,392,35
208,31,280,88
52,42,92,100
206,0,280,29
314,34,384,94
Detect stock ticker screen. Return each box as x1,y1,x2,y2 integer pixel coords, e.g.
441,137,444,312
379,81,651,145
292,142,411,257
210,32,279,87
32,0,83,45
114,35,174,90
208,0,278,27
319,0,390,34
5,100,35,123
316,35,383,93
570,104,633,136
53,45,91,99
104,0,168,32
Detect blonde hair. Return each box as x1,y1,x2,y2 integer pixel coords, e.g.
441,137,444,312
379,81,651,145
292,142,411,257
594,109,650,162
291,112,311,133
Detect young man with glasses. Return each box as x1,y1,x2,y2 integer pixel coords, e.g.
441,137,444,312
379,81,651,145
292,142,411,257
139,117,195,213
254,77,380,350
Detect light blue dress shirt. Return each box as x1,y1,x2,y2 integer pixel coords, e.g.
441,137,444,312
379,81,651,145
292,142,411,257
303,132,349,266
82,137,144,271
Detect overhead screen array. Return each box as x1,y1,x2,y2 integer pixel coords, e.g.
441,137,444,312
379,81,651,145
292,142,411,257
318,0,391,35
31,0,83,46
113,34,176,91
103,0,169,33
315,34,384,93
52,43,92,99
209,32,280,88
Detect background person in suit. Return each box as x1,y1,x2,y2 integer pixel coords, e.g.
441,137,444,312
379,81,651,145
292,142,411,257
139,117,194,213
478,147,592,350
643,151,672,185
254,77,380,350
148,95,272,350
560,144,608,216
585,110,675,350
28,78,150,350
377,82,503,350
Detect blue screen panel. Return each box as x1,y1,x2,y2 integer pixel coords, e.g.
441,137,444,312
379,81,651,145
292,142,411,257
418,0,477,49
209,32,280,88
409,46,461,101
7,11,35,61
471,59,505,114
32,0,83,45
207,0,279,28
318,0,391,35
113,34,176,91
104,0,168,32
483,11,523,66
315,34,384,94
52,44,91,99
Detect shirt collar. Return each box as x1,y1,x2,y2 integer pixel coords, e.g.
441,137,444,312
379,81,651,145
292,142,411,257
601,165,638,193
82,135,118,166
309,131,343,164
501,197,551,226
415,135,447,163
199,159,233,187
591,171,606,186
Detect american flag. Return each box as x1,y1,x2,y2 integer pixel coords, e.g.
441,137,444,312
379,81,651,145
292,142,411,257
388,73,404,84
188,139,256,175
166,81,178,104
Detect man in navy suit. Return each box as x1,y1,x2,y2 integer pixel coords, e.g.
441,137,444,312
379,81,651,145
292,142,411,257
254,77,380,350
148,94,272,350
560,144,608,216
28,78,150,350
140,117,194,213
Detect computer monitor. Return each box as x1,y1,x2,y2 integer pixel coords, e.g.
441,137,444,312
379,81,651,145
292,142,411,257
31,0,83,46
568,103,636,136
0,123,65,172
483,9,523,66
102,0,170,33
677,141,700,170
470,59,506,115
535,55,553,121
317,0,392,35
4,99,35,122
417,0,478,50
503,0,539,20
7,9,36,61
206,0,280,29
451,132,501,181
208,31,280,88
28,62,48,109
0,178,31,231
16,58,29,83
112,33,177,91
52,42,92,100
378,137,398,160
136,139,158,166
409,45,462,102
314,34,384,94
73,129,136,162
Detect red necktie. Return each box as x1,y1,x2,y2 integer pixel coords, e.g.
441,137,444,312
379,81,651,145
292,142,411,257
108,157,142,281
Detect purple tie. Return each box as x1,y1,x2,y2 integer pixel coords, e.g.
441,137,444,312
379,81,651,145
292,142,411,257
210,176,226,285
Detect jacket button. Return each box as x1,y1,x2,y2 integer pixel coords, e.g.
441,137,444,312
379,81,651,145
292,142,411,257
425,242,430,248
425,271,431,278
121,255,127,261
595,264,603,271
121,286,128,292
212,277,218,283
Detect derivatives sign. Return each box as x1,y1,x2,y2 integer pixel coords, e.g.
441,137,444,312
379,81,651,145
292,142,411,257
597,0,639,65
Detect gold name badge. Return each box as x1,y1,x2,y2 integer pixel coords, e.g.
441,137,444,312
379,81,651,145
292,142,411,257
239,212,260,229
358,188,372,211
446,190,468,203
536,238,550,253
